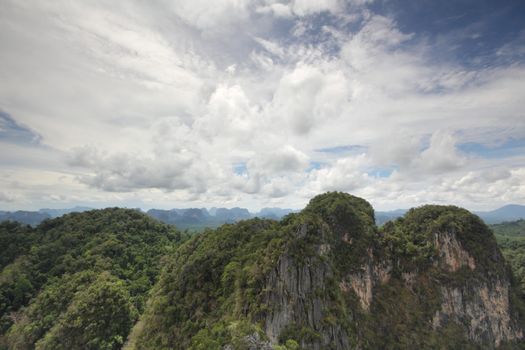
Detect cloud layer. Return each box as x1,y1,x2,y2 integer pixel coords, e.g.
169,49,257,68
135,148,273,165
0,0,524,211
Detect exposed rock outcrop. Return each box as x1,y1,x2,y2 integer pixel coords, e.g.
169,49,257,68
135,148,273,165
128,192,525,350
399,209,521,348
347,249,391,310
259,198,524,348
433,279,523,348
262,223,350,349
263,252,350,349
428,224,522,347
434,230,476,271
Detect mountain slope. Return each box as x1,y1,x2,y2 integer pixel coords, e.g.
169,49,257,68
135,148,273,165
0,208,185,350
127,192,525,349
477,205,525,224
492,219,525,309
0,211,51,226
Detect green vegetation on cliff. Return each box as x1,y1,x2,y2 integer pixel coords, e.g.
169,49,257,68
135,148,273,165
128,192,525,349
0,193,524,349
383,205,505,275
127,217,289,349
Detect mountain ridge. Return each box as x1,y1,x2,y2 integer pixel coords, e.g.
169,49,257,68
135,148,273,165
0,192,523,349
127,192,525,349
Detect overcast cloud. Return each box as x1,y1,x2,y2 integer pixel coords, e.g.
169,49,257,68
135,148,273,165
0,0,524,211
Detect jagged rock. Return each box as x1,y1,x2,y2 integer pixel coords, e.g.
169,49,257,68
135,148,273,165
426,221,523,347
434,230,476,271
263,252,349,349
347,248,392,310
433,279,523,348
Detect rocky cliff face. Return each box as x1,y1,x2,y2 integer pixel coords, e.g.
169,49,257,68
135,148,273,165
439,232,519,346
346,249,391,311
433,279,521,347
430,229,522,348
261,219,354,350
258,196,524,349
263,250,349,349
128,192,525,350
433,230,477,272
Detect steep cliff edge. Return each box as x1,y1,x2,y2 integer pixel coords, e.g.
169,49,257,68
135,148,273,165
127,192,525,349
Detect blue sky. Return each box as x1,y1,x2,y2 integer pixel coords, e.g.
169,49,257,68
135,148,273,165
0,0,524,211
375,0,525,66
0,111,42,146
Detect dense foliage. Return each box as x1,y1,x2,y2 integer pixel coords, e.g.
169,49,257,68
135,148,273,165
128,192,525,349
126,218,288,349
0,193,524,349
0,208,185,350
0,222,36,270
127,192,379,349
382,205,505,275
493,220,525,298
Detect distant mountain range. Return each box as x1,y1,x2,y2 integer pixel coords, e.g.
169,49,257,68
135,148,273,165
1,204,525,228
376,204,525,225
146,207,296,230
38,206,93,218
0,206,297,229
0,210,51,227
474,204,525,224
375,209,409,226
0,206,92,226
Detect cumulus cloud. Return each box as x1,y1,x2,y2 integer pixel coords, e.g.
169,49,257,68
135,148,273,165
413,130,467,174
248,145,309,174
0,0,524,211
257,0,343,18
290,0,341,16
69,147,199,192
306,154,371,193
167,0,249,31
196,84,260,143
271,63,348,135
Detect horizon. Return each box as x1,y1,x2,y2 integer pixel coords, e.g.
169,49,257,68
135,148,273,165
2,199,525,214
1,1,524,212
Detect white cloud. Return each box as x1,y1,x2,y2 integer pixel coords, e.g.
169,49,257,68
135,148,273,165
162,0,249,31
290,0,341,16
306,154,371,193
0,192,15,203
0,0,524,211
413,130,467,174
270,63,348,135
70,146,201,192
250,145,310,174
257,0,344,18
256,3,293,18
197,84,260,143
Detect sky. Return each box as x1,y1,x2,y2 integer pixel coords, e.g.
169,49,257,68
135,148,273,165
0,0,524,211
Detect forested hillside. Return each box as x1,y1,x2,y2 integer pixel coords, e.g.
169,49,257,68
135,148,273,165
492,220,525,303
128,193,525,349
0,209,185,350
0,194,524,349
